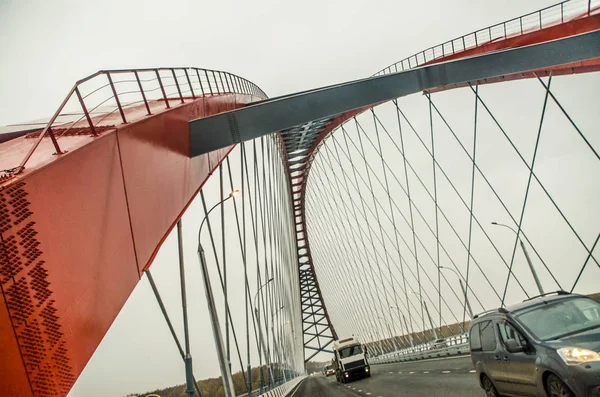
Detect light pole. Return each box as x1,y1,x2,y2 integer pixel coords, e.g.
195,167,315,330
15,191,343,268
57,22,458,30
377,317,398,352
402,313,414,348
491,222,544,295
177,220,195,397
423,301,438,340
271,305,285,384
198,189,239,397
408,291,437,341
439,266,474,319
254,278,274,390
389,305,412,348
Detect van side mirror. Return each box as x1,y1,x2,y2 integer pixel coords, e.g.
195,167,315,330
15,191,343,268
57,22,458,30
505,338,524,353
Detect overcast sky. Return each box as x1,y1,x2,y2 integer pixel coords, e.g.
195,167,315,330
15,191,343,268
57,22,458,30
1,0,596,396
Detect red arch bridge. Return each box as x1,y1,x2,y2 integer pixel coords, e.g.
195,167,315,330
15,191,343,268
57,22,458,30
1,2,600,396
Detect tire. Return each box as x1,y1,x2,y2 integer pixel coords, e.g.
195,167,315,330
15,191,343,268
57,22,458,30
481,374,499,397
546,374,575,397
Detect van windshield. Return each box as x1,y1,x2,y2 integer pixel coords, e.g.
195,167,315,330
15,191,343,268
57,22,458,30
339,345,363,358
514,297,600,341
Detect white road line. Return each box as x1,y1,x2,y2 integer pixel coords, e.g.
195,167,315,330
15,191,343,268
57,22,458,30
470,370,476,373
442,370,451,374
397,371,402,374
358,390,363,392
366,393,372,396
409,371,415,374
289,381,304,397
423,371,430,374
389,371,394,374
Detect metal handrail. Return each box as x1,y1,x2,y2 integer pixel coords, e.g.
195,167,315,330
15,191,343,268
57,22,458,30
3,67,267,177
373,0,599,76
369,333,471,365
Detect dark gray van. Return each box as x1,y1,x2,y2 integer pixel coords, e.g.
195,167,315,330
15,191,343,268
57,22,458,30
469,292,600,397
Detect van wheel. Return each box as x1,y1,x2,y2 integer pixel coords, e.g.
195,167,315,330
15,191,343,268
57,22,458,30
546,374,574,397
481,375,498,397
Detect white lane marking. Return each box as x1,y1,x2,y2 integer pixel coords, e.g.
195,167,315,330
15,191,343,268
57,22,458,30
423,371,430,374
397,371,402,374
358,390,362,392
352,387,356,390
366,393,372,396
409,371,415,374
289,381,304,397
442,370,451,374
389,371,394,374
470,370,476,373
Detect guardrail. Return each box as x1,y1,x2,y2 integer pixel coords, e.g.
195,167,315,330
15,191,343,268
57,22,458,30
236,375,306,397
369,333,470,365
373,0,599,76
2,67,267,177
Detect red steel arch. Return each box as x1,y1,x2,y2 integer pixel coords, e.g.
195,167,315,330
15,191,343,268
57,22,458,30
0,68,265,397
279,8,600,359
0,5,599,396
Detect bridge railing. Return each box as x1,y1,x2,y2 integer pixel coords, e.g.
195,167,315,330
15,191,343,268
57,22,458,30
373,0,599,76
369,333,470,365
3,67,267,178
236,375,306,397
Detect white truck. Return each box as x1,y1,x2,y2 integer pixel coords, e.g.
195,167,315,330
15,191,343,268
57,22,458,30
332,337,370,383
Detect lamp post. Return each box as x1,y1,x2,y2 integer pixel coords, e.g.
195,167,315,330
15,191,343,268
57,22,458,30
409,290,437,339
271,305,285,385
408,291,437,340
377,317,398,352
439,266,474,319
402,313,414,348
254,278,274,390
423,301,438,340
389,305,412,348
198,190,239,397
491,222,544,295
176,220,195,397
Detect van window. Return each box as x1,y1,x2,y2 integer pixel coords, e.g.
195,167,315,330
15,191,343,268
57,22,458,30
497,322,526,347
470,323,482,351
480,320,497,351
515,297,600,341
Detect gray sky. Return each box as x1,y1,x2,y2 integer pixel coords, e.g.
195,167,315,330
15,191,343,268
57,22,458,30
1,0,596,396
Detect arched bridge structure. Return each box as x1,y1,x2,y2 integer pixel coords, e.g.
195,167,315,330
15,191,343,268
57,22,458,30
1,1,599,396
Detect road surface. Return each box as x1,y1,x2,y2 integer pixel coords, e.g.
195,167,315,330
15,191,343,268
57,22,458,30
294,356,485,397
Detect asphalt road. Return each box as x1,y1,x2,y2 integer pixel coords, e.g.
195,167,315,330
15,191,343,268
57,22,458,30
293,356,486,397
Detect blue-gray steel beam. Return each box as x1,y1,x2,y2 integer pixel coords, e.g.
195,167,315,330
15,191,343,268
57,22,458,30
189,30,600,156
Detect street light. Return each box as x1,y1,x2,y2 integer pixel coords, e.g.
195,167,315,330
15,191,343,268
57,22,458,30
408,291,438,340
439,266,474,319
377,316,398,352
491,222,544,295
254,278,274,311
271,305,285,384
197,189,239,397
389,306,414,348
253,278,274,390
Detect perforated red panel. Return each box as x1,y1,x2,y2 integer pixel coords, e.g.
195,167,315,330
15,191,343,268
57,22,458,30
0,93,254,396
0,182,76,397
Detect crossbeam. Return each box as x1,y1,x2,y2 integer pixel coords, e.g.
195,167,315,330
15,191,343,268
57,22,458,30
189,30,600,156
